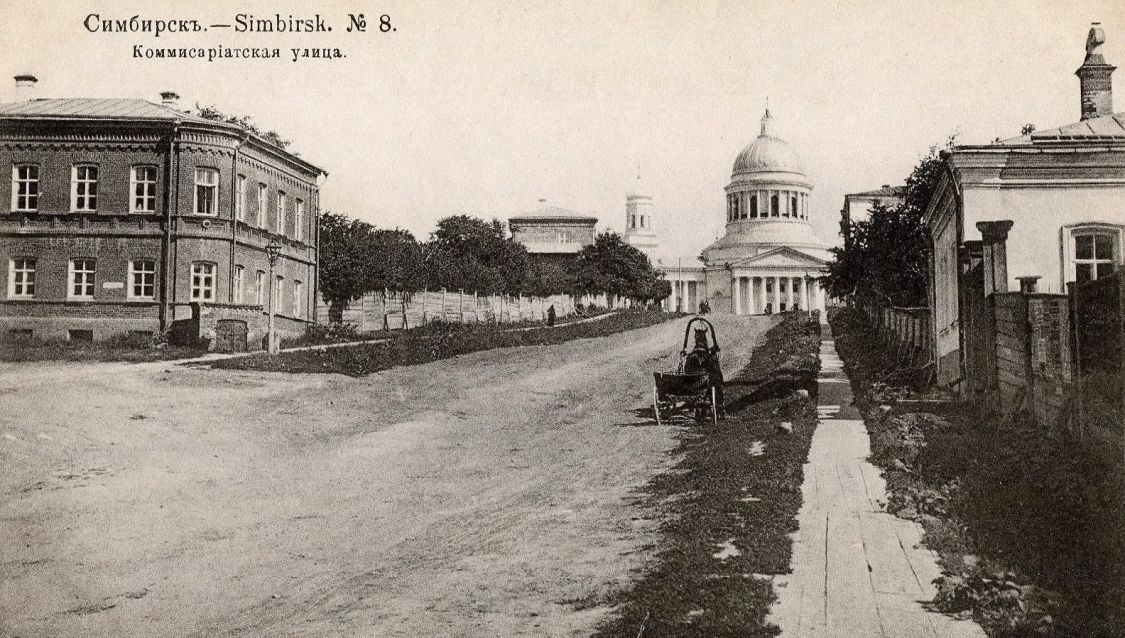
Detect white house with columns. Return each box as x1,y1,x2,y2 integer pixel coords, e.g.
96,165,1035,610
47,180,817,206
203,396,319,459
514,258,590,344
656,108,829,314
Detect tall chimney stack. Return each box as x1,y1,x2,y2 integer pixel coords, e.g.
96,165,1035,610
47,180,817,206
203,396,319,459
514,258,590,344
14,74,38,100
1076,23,1115,120
159,91,180,109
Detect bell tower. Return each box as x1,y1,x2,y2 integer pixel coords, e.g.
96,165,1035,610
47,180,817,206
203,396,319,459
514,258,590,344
623,166,658,258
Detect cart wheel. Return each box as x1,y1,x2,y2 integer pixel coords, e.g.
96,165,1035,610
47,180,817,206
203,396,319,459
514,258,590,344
652,386,662,426
710,386,719,425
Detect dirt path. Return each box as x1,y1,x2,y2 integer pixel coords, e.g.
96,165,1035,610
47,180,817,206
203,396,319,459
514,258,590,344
0,314,771,637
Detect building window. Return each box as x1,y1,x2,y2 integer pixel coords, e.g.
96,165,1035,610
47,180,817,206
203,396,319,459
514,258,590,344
255,270,265,306
750,194,758,218
295,198,304,241
235,175,247,221
233,265,245,302
8,257,35,298
71,165,98,211
770,193,780,217
194,168,218,216
292,280,302,317
68,258,96,299
129,166,157,213
191,262,216,301
276,191,286,234
274,275,284,313
257,183,267,227
791,195,799,219
128,259,156,299
11,165,39,212
1072,230,1119,284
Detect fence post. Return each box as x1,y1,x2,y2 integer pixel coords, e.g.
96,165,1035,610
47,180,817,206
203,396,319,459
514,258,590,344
459,289,465,323
421,287,427,323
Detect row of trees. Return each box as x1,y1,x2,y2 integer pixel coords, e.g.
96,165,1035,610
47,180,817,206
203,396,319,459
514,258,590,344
824,139,952,307
318,213,671,316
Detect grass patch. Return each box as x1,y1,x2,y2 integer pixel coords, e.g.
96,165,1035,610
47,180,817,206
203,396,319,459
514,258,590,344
829,307,1125,638
0,332,208,363
583,314,821,637
212,309,677,376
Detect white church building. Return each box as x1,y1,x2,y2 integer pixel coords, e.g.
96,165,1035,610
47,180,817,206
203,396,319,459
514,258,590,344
627,109,830,314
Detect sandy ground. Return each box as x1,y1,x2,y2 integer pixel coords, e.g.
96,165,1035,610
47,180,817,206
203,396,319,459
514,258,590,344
0,314,771,638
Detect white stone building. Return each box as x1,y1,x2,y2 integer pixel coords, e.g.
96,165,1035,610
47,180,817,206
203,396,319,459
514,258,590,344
657,109,830,314
923,24,1125,388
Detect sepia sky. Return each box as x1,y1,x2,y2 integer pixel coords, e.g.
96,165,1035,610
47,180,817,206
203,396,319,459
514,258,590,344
3,0,1123,258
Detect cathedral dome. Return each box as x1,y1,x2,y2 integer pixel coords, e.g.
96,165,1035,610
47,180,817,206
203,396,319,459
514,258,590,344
732,109,805,176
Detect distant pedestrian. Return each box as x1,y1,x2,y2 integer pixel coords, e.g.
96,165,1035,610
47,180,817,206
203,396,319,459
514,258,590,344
699,300,710,315
547,304,556,327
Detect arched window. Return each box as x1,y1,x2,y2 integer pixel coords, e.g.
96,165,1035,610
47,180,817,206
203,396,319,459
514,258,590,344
750,193,758,218
791,195,798,219
770,194,780,217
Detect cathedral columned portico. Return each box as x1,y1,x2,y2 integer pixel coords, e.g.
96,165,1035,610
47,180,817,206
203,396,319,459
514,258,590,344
727,272,824,315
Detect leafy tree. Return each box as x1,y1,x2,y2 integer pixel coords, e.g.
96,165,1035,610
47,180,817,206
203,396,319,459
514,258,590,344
827,138,953,307
369,228,424,292
526,259,576,297
318,212,378,321
319,212,423,321
574,232,670,303
424,215,531,294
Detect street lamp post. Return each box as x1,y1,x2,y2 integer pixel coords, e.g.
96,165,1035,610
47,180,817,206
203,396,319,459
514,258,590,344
265,241,282,354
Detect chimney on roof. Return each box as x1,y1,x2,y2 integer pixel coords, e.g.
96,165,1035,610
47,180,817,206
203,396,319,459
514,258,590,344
1076,23,1115,120
160,91,180,109
14,74,37,100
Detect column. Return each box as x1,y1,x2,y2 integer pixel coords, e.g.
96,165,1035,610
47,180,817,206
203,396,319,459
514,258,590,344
758,277,766,314
732,275,741,315
799,276,808,311
746,277,755,314
769,276,777,311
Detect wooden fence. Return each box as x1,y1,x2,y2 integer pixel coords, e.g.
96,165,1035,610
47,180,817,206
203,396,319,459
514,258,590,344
315,290,581,332
1068,270,1125,449
856,297,933,368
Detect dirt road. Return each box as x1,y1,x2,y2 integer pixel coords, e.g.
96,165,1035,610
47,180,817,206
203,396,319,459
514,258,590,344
1,314,771,637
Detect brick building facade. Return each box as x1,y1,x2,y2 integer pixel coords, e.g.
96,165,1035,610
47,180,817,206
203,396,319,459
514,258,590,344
0,83,327,344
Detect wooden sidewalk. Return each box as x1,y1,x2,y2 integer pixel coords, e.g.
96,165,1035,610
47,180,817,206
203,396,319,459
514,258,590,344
768,330,985,637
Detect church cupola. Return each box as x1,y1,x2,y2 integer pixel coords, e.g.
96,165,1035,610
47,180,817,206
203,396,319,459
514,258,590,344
1076,23,1116,120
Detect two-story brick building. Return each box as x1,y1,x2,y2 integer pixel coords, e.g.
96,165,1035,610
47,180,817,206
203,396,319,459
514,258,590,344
0,78,327,347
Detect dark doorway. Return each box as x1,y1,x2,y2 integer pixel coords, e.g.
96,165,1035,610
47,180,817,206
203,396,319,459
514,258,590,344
214,319,248,353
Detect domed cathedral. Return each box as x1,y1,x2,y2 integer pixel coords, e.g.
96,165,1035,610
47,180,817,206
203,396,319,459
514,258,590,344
622,170,658,257
657,108,829,314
